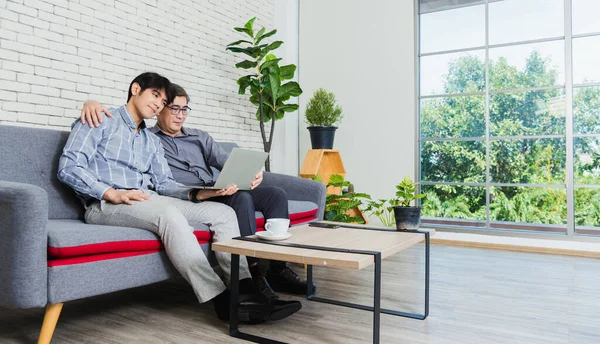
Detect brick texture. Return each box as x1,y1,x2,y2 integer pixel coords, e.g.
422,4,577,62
0,0,276,150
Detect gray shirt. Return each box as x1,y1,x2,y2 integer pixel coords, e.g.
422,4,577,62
149,126,228,186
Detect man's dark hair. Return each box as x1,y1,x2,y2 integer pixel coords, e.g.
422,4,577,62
127,72,175,104
170,83,190,103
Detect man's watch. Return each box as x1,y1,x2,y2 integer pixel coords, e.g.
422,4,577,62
190,189,202,203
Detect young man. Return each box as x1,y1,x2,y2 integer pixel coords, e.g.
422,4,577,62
60,72,301,323
81,84,313,296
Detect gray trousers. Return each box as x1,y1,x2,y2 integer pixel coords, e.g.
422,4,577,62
84,190,251,303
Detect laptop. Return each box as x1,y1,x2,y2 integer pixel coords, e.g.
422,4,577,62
183,148,269,190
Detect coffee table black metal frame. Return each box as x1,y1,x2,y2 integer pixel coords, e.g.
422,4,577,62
228,224,430,344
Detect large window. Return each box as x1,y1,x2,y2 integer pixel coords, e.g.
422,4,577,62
418,0,600,236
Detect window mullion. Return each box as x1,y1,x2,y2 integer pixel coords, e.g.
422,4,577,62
565,0,575,236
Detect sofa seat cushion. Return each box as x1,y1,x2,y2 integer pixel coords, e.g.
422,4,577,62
47,200,319,266
47,220,212,259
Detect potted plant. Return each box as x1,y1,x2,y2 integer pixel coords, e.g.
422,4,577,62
364,199,396,227
226,17,303,171
304,88,343,149
391,176,426,230
313,174,370,223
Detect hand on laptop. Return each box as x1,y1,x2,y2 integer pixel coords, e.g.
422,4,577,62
195,185,239,200
250,171,263,190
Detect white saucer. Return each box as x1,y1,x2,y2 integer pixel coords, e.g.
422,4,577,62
256,231,292,241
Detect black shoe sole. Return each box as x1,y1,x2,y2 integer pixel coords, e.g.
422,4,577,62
271,283,317,295
238,301,302,324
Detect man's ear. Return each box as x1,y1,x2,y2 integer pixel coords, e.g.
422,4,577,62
130,82,141,96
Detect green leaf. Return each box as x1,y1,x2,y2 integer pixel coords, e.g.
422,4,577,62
236,75,255,94
255,106,273,122
265,54,278,61
328,174,345,185
227,39,252,47
276,104,299,113
226,46,257,59
255,27,266,42
348,216,365,224
259,58,282,72
235,60,257,69
234,27,253,38
243,17,256,37
279,65,296,80
312,174,324,183
259,41,284,60
275,109,284,120
268,65,281,102
278,82,302,99
351,193,371,199
256,29,277,45
266,41,283,51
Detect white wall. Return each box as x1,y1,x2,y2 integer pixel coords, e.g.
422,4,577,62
271,0,299,175
299,0,416,222
0,0,275,151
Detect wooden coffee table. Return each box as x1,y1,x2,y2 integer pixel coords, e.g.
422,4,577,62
212,222,434,344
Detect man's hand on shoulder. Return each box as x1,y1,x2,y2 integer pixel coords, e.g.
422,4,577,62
103,189,150,205
250,171,263,190
194,185,239,201
81,100,113,128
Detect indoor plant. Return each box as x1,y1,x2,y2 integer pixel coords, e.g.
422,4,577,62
364,199,396,227
392,176,426,230
313,174,370,223
304,88,343,149
226,17,302,171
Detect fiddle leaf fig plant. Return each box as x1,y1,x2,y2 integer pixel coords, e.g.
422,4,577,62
227,17,303,171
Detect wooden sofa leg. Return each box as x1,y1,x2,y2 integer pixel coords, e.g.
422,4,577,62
38,303,63,344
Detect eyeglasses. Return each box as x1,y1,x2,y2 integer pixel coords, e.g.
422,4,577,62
167,105,192,116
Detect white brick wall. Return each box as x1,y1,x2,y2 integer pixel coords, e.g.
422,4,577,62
0,0,276,149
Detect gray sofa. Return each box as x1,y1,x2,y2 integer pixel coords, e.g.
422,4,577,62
0,125,326,344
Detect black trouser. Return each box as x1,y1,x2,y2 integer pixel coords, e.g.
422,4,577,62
211,185,288,268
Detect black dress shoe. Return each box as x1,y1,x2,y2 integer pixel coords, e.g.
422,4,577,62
254,275,280,301
212,290,301,324
267,266,316,295
238,297,302,324
248,265,280,301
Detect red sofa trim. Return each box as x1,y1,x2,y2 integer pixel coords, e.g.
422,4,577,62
255,208,318,228
49,231,212,258
48,250,162,267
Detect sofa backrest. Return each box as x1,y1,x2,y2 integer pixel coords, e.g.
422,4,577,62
0,124,241,220
0,125,84,220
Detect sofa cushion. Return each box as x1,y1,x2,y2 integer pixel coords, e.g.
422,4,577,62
47,201,318,263
47,220,212,258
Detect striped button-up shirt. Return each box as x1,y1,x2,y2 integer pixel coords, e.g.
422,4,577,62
58,105,190,201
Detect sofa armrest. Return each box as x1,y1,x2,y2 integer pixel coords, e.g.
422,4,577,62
261,172,327,220
0,181,48,308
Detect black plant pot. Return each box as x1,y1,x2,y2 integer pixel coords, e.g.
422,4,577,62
393,206,421,230
308,126,337,149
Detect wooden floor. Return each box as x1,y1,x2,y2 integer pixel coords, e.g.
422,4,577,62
2,244,600,344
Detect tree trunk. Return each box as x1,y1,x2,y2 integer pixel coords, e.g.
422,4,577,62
258,93,270,171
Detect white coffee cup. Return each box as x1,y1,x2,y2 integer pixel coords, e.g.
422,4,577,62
265,218,290,236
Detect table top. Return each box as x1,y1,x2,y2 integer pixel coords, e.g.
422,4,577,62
212,223,434,270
